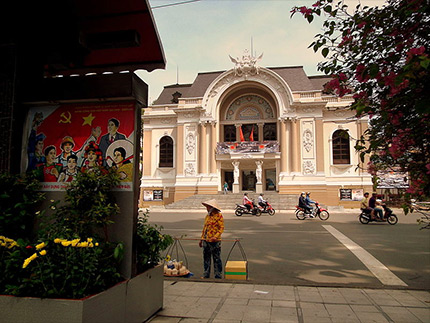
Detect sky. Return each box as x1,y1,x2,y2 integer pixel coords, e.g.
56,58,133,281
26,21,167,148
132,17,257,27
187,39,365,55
135,0,386,103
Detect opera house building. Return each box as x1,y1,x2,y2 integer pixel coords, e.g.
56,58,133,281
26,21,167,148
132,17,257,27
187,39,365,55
140,51,372,208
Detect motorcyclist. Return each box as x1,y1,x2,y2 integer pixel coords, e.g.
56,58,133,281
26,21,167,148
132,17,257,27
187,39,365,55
258,193,268,211
361,192,375,219
243,193,253,212
298,192,312,214
374,199,384,220
305,192,316,217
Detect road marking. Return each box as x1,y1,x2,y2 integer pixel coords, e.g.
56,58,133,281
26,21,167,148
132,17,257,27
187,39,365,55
322,225,407,286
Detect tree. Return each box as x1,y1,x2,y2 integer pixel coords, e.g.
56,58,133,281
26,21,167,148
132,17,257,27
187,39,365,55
291,0,430,201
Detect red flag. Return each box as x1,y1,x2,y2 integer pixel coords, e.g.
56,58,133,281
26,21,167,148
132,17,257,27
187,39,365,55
249,126,254,142
239,126,245,142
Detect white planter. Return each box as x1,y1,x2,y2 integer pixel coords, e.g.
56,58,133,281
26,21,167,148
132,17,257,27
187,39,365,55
0,265,163,323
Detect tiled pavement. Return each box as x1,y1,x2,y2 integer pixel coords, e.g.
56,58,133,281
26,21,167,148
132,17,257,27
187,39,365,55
148,281,430,323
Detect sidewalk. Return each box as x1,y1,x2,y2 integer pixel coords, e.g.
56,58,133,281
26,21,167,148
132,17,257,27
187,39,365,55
148,280,430,323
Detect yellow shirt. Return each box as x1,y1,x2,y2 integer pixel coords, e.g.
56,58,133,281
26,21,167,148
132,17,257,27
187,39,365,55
201,211,224,241
361,197,369,209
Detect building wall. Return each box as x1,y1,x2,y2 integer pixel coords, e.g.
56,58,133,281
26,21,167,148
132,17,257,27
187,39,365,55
140,66,372,208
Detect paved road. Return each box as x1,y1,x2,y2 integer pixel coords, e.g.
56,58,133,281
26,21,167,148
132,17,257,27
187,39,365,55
147,208,430,290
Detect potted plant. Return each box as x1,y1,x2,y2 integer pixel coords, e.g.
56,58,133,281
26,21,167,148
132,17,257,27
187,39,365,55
1,167,173,322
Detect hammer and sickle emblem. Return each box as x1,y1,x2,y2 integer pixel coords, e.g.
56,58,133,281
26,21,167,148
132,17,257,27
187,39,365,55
59,111,72,124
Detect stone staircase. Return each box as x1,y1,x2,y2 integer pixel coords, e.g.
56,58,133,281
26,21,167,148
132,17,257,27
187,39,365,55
164,192,298,211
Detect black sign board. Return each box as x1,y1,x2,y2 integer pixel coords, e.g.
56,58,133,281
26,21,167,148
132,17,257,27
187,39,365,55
153,190,163,201
340,189,352,201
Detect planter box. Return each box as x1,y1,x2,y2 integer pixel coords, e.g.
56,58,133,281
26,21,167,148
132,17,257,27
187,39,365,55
0,265,163,323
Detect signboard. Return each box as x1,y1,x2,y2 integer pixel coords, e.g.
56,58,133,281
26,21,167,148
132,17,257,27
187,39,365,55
143,190,163,201
377,169,409,189
340,189,352,201
22,102,135,191
143,190,154,201
340,189,364,201
153,190,163,201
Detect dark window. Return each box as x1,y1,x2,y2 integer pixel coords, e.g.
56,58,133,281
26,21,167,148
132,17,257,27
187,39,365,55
332,130,350,164
224,125,236,142
159,136,173,167
242,124,258,141
263,123,277,141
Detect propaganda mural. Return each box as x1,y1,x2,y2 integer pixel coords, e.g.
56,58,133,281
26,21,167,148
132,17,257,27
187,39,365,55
22,102,135,191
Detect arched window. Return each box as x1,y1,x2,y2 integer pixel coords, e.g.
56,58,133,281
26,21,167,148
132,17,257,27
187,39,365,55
159,136,173,167
332,130,350,164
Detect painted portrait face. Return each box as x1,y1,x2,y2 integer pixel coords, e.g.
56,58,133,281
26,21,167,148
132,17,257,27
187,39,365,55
67,158,77,171
63,142,73,153
87,150,97,162
113,151,124,164
36,140,44,153
108,121,118,135
46,148,56,163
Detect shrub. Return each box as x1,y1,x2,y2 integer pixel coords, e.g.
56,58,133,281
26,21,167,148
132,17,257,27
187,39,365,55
0,172,45,239
135,209,173,273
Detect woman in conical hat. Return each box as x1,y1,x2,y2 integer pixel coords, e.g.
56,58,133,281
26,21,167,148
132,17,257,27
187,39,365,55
199,199,224,279
201,199,221,212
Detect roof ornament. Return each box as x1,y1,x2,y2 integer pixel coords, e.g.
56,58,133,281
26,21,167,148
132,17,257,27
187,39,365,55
229,49,263,77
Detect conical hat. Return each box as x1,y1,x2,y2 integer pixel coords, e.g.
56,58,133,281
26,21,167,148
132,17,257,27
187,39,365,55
202,199,221,212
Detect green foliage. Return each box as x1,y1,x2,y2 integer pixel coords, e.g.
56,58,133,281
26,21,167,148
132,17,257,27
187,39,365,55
40,166,120,240
1,237,123,298
0,172,45,239
0,167,125,298
135,209,173,273
292,0,430,201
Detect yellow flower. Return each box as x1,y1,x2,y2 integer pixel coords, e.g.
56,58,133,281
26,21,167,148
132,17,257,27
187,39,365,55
79,242,89,248
35,242,46,250
71,239,80,247
54,238,62,244
95,243,99,247
39,250,47,256
22,253,38,268
61,241,72,247
87,238,93,242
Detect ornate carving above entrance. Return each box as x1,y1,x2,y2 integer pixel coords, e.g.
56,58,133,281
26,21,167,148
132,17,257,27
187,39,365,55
225,94,274,121
229,49,263,77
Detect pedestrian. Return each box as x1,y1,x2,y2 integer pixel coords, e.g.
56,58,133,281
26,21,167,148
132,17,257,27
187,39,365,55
223,181,228,194
199,199,224,279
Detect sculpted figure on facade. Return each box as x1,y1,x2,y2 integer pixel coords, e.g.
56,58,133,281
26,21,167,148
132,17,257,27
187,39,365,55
232,161,240,184
229,49,263,77
303,129,313,153
186,132,195,155
255,160,263,184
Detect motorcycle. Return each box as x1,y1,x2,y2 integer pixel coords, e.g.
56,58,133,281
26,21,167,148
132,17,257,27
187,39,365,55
258,201,275,216
359,204,398,225
235,200,261,216
295,202,329,220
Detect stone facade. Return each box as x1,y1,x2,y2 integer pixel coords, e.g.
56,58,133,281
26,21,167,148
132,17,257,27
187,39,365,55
140,52,372,208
